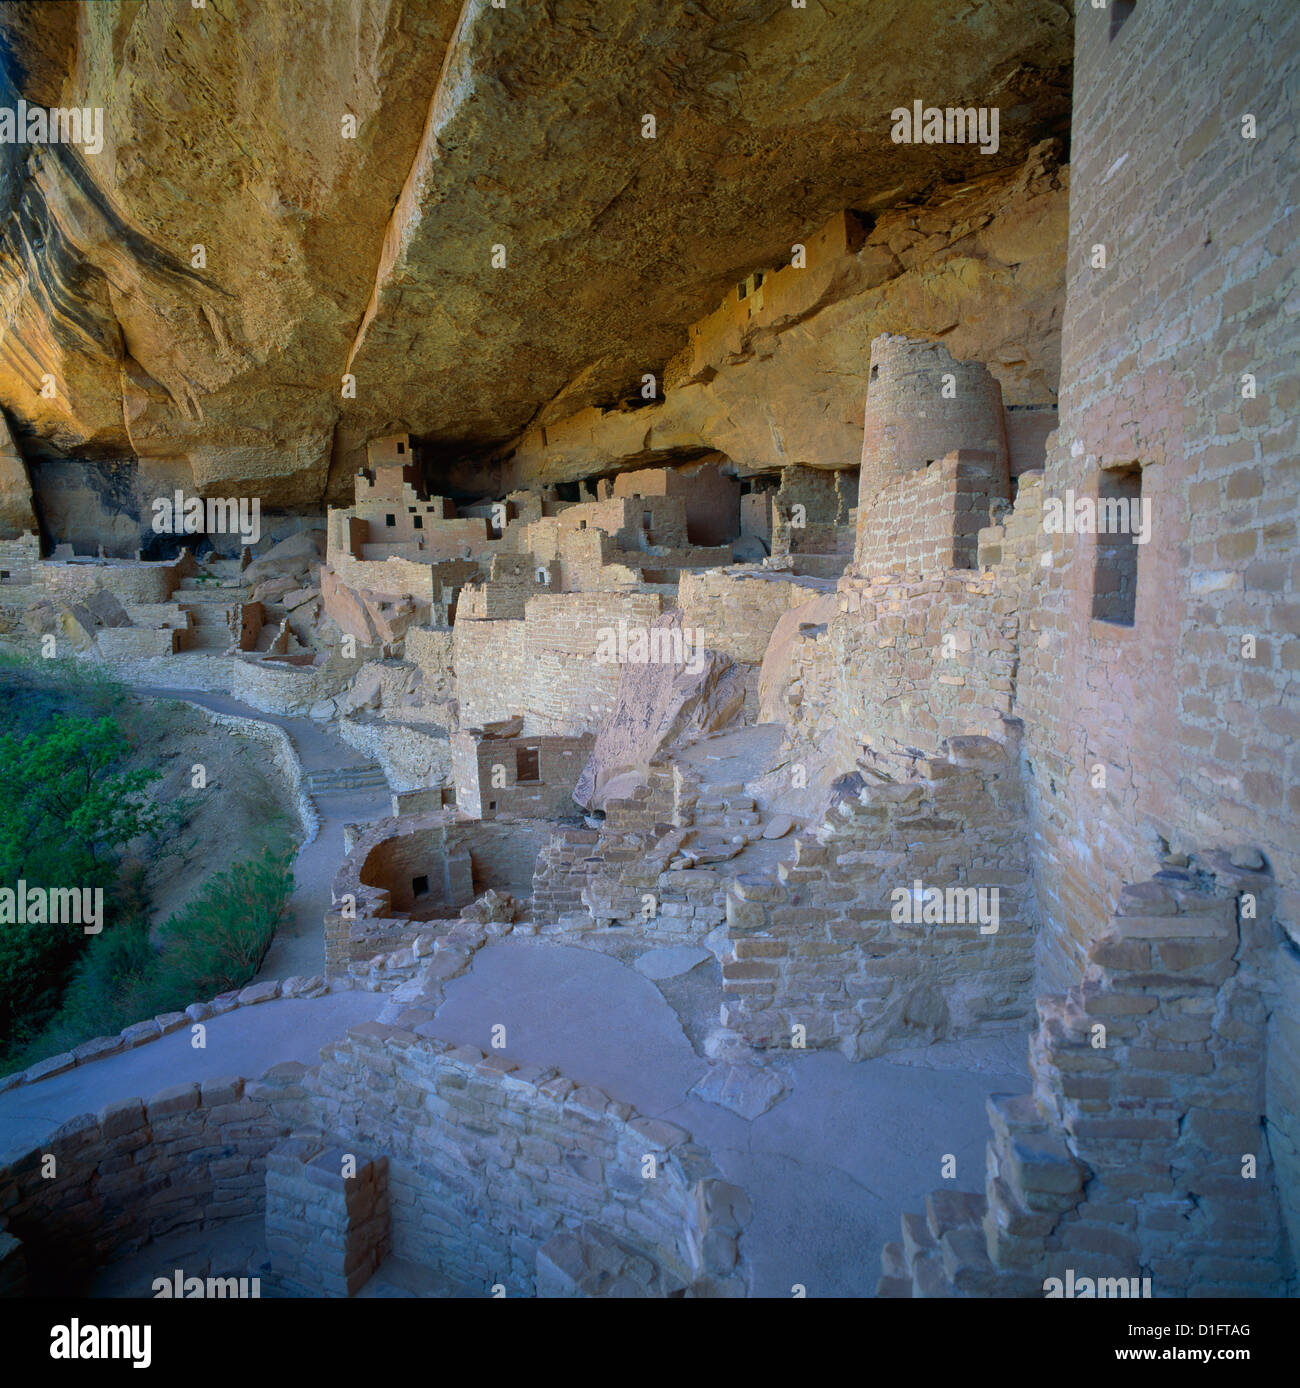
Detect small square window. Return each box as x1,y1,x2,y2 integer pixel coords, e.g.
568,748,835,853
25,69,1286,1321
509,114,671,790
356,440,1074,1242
642,511,652,529
412,874,429,897
414,516,423,529
488,800,496,812
397,441,405,454
385,514,396,526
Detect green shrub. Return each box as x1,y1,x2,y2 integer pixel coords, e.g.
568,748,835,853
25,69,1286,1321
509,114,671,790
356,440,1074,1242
0,712,161,1054
154,846,296,1003
3,845,296,1073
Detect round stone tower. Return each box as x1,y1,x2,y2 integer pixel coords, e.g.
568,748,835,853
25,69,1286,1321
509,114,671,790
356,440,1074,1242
857,334,1010,507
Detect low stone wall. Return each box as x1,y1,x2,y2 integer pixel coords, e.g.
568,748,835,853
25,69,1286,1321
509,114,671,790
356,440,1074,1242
0,1063,309,1293
721,732,1036,1059
0,950,751,1298
0,976,330,1095
299,1020,749,1295
95,626,179,658
337,716,450,792
118,652,351,716
187,702,319,844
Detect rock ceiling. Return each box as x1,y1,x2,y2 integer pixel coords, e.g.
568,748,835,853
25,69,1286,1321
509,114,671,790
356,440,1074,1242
0,0,1072,503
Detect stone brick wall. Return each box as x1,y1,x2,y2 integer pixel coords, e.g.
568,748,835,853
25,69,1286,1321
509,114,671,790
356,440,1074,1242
450,730,593,819
612,460,741,546
455,592,668,737
831,574,1020,778
721,734,1035,1059
297,1022,748,1295
1004,404,1058,477
0,1067,305,1292
1013,0,1300,992
95,626,180,657
324,552,437,605
677,568,831,666
36,557,182,604
453,617,529,728
857,335,1009,506
855,449,1009,576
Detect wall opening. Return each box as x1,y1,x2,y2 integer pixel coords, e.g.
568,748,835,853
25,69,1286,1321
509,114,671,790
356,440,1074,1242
411,874,429,898
1092,464,1142,626
385,514,395,527
516,747,540,783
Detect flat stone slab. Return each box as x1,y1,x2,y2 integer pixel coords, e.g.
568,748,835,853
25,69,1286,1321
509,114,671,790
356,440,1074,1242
633,947,712,981
762,814,796,839
691,1062,789,1120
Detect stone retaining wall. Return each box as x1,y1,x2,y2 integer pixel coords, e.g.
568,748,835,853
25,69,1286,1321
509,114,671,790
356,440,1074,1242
722,732,1036,1059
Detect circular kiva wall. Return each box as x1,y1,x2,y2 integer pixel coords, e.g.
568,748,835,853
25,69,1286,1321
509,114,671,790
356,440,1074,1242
357,815,554,919
0,1070,301,1294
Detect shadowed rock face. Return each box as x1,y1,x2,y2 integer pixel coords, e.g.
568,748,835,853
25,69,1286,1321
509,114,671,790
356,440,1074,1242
0,0,1071,510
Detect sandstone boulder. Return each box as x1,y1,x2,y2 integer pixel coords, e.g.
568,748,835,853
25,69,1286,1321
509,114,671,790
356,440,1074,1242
574,611,747,810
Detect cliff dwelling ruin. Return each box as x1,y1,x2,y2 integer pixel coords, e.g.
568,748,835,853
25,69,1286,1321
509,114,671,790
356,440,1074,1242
0,0,1295,1345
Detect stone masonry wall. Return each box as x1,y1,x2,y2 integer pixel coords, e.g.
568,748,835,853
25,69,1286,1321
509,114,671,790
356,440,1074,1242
0,1066,305,1293
296,1022,750,1295
884,855,1294,1298
855,449,1009,577
831,573,1020,780
722,733,1035,1059
1016,0,1300,992
677,568,830,666
456,592,667,737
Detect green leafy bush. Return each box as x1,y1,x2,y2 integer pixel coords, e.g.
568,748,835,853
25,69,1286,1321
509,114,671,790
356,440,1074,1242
5,845,296,1071
0,712,161,1055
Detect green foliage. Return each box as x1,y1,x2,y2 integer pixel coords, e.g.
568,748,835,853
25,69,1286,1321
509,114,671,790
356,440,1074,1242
5,845,296,1071
154,846,295,1003
0,711,161,1056
0,714,161,882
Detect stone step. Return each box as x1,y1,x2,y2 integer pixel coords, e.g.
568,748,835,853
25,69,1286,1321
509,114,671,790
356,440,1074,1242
986,1092,1048,1141
925,1190,986,1242
900,1210,937,1263
910,1250,956,1299
1001,1128,1085,1208
880,1241,908,1278
940,1225,999,1295
874,1275,912,1298
305,765,389,793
